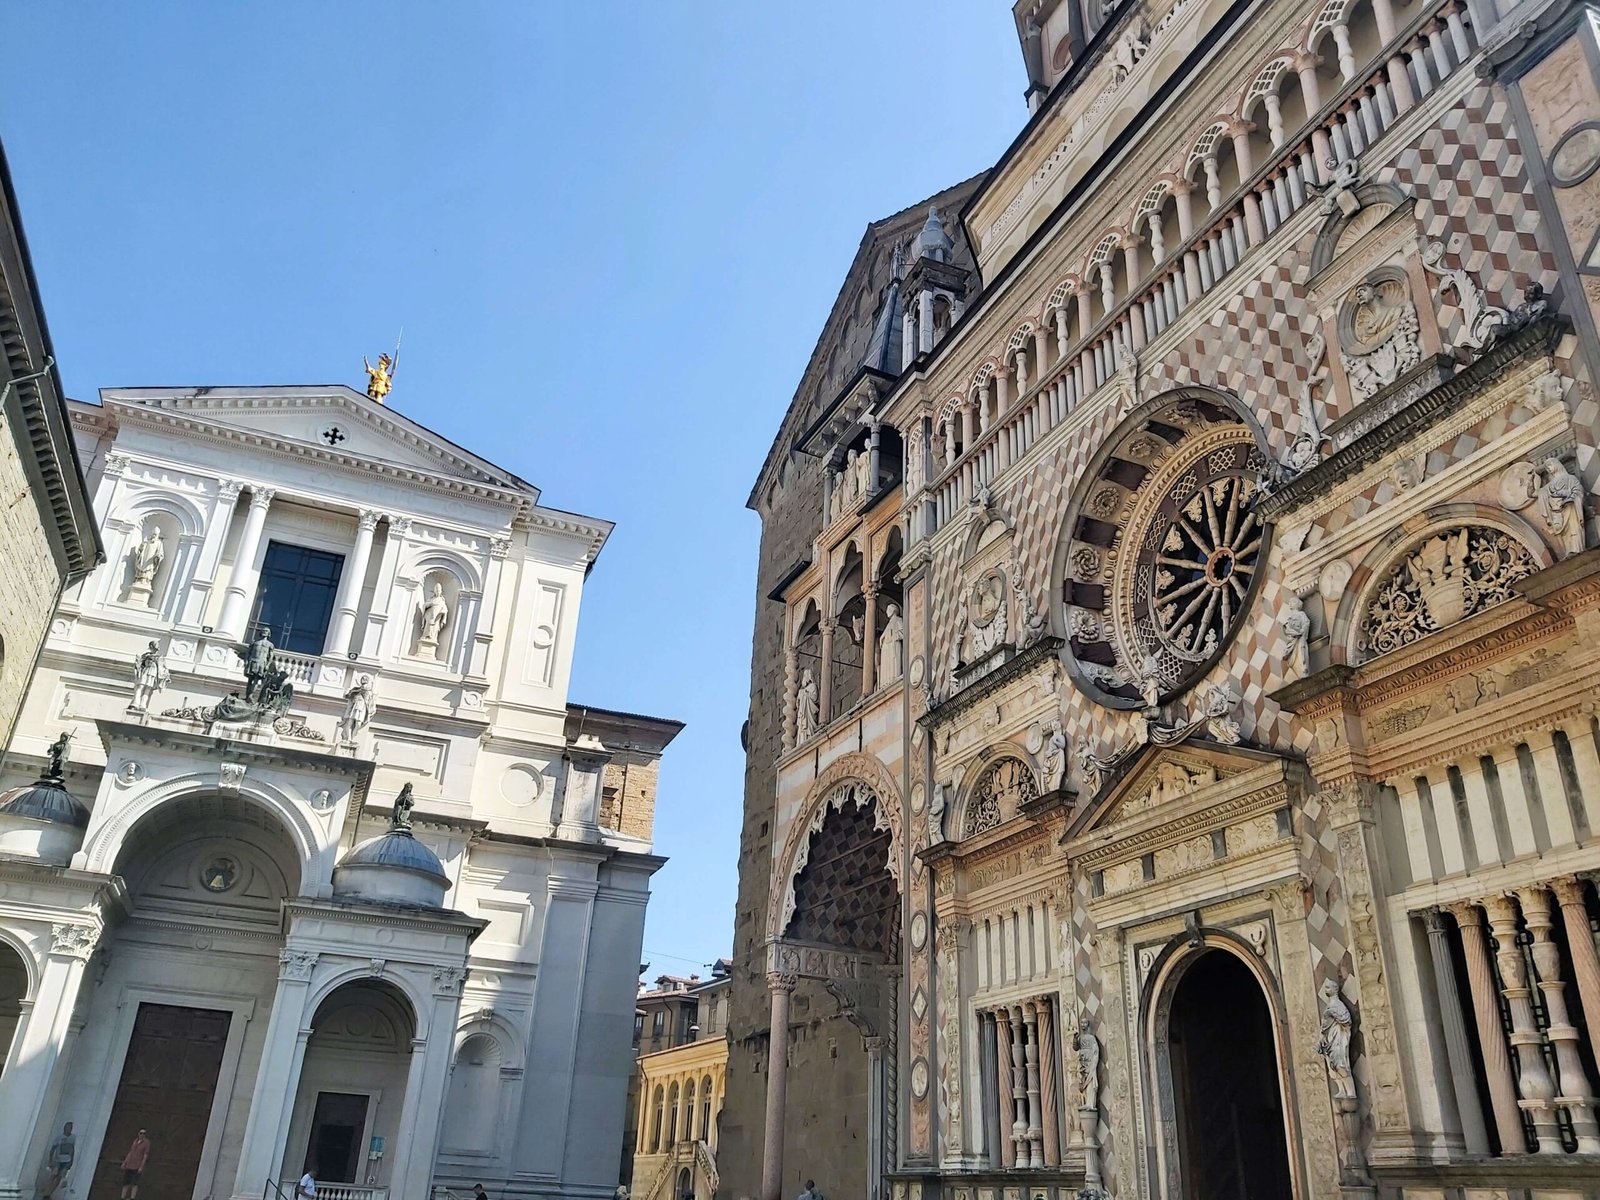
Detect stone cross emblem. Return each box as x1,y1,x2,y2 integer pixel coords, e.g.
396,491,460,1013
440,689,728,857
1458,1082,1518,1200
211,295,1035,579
321,424,347,447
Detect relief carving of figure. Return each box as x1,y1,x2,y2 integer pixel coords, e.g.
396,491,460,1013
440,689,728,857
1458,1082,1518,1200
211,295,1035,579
1040,719,1068,792
128,526,165,601
1283,332,1329,474
1281,594,1311,679
877,602,904,683
418,581,451,651
965,571,1008,661
1339,278,1421,400
337,674,376,746
795,668,819,742
1537,457,1585,556
1317,978,1357,1102
1075,1017,1101,1111
1137,653,1162,710
129,640,169,713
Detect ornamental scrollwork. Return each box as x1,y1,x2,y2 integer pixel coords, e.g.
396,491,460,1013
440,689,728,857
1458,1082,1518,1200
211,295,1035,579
963,757,1039,837
1359,527,1537,661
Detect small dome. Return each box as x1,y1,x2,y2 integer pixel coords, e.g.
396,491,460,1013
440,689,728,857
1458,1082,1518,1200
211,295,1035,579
333,827,449,908
0,740,89,828
340,829,447,880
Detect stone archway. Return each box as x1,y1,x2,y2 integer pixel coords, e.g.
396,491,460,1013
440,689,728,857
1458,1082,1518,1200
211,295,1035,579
1149,945,1296,1200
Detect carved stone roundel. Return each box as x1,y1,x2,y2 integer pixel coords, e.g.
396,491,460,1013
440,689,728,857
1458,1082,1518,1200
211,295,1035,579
1060,396,1269,708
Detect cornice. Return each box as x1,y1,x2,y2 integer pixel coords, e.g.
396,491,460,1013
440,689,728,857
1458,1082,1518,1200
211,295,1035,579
922,637,1063,728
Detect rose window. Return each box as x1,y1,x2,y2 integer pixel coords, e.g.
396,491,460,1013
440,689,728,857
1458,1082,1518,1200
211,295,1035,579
1059,395,1270,708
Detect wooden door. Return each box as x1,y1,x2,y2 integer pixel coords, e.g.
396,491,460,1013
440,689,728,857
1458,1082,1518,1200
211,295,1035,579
89,1004,231,1200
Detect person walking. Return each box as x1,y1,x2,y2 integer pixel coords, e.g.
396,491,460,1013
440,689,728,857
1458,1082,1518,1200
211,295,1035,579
119,1130,151,1200
39,1122,75,1199
296,1170,317,1199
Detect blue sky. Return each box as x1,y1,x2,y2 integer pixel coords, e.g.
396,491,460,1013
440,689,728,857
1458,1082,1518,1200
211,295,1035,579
0,3,1023,973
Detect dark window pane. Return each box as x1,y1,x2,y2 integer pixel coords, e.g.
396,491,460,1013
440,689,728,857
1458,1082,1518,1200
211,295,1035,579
250,542,344,655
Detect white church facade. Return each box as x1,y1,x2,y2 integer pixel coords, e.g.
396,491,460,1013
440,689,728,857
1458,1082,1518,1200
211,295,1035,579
0,382,681,1200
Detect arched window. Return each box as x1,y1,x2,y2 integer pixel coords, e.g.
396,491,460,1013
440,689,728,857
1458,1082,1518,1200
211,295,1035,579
684,1078,697,1140
700,1074,714,1145
666,1082,680,1147
650,1084,664,1152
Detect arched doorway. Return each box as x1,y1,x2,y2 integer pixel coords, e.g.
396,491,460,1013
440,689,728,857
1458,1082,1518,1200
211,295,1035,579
86,793,302,1200
0,941,27,1078
1163,949,1293,1200
286,979,418,1188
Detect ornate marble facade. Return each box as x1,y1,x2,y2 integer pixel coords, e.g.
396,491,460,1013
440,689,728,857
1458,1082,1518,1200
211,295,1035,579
0,384,681,1200
731,0,1600,1197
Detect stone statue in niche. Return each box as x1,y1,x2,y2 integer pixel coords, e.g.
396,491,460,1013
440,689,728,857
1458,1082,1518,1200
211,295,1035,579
1317,978,1356,1102
417,581,451,653
1537,457,1585,556
877,603,904,683
128,640,169,713
1040,719,1067,792
1075,1017,1101,1111
337,674,376,747
1281,594,1311,679
127,526,165,605
1339,277,1421,401
795,668,819,742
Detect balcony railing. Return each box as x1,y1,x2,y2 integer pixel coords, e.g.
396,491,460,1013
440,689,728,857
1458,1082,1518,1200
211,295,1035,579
282,1183,387,1200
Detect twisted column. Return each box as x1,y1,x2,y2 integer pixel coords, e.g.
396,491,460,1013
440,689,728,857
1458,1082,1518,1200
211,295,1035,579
1552,876,1600,1047
1518,886,1600,1151
1483,893,1562,1152
1446,902,1525,1152
1022,1002,1044,1167
994,1007,1016,1168
1034,998,1060,1166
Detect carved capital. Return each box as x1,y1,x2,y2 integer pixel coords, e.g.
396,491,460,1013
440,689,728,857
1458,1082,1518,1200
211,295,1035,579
489,535,512,559
248,486,277,510
357,508,382,532
50,923,99,960
767,972,798,995
102,452,131,477
432,965,466,995
216,479,244,502
389,516,413,536
1551,875,1588,906
278,948,318,981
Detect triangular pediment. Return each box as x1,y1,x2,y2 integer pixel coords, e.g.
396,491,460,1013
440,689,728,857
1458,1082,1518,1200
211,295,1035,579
1068,740,1293,842
100,386,533,497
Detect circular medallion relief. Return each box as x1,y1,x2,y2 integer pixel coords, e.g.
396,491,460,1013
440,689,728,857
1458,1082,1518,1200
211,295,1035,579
1550,122,1600,187
500,763,545,808
910,782,926,814
1059,395,1270,708
910,911,929,951
909,1057,931,1099
200,856,239,893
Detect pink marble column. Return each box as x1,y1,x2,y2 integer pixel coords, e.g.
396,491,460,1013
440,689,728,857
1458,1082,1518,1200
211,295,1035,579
1034,998,1061,1166
994,1008,1016,1168
1447,902,1525,1152
1552,876,1600,1049
761,974,797,1200
1022,1003,1044,1167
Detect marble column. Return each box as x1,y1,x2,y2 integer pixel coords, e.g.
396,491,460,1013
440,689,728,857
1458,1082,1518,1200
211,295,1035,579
861,582,879,696
217,486,276,640
360,516,410,660
1021,1003,1044,1167
1423,910,1489,1154
817,621,836,724
1518,887,1600,1151
1482,893,1562,1152
978,1013,999,1166
230,952,316,1200
864,1035,885,1199
993,1008,1016,1169
1446,902,1525,1153
1551,876,1600,1050
326,509,381,656
1008,1004,1028,1165
782,645,799,752
0,927,96,1200
1034,998,1060,1166
761,974,796,1200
